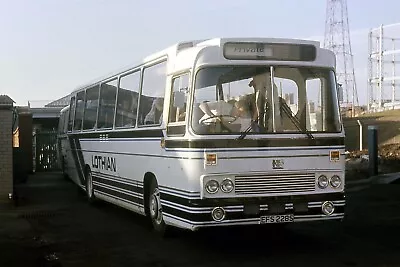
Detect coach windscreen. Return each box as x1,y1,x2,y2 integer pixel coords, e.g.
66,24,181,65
191,66,341,135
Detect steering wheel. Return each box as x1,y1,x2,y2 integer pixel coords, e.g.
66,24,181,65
199,114,238,125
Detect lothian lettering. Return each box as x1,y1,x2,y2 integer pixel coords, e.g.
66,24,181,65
92,155,117,172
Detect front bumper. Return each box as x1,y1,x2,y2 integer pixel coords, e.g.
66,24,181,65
160,192,345,231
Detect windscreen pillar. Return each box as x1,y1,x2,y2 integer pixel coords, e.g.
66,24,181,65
0,95,15,204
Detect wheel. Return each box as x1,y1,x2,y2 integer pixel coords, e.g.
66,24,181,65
200,114,238,125
148,180,168,235
85,169,96,203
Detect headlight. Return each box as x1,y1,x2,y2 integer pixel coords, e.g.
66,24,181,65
330,175,342,188
220,179,234,193
317,175,329,189
205,180,219,194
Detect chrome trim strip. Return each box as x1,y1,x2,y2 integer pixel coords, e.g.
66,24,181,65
93,181,143,199
159,186,201,198
93,171,138,187
163,211,344,226
294,213,344,222
159,189,201,200
94,190,144,209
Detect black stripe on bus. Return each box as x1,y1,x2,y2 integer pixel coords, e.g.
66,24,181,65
166,125,185,136
162,202,345,223
160,191,345,208
93,175,143,195
69,129,164,139
93,184,144,205
164,137,344,149
68,136,85,185
67,130,343,149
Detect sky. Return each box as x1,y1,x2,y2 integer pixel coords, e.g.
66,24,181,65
1,0,400,107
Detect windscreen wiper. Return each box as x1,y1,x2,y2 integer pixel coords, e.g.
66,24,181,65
279,99,314,140
236,123,253,140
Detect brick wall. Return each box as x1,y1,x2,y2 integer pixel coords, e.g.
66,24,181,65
0,108,13,203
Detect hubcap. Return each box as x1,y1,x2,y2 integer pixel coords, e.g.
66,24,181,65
149,188,163,225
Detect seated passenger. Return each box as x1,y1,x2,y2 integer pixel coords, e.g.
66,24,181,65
144,98,164,125
230,94,258,132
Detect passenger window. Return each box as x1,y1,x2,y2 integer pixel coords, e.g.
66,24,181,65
169,74,189,123
138,61,167,126
115,71,140,128
68,96,76,132
83,86,99,130
98,79,117,129
74,91,85,131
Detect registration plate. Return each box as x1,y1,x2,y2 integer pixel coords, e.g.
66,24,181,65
260,214,294,224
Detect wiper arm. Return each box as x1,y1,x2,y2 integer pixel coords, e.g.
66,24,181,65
279,99,314,140
236,120,259,140
236,124,252,140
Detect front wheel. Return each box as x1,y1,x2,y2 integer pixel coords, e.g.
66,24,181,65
85,169,96,204
148,180,168,235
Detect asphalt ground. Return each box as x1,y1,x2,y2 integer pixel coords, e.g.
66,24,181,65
1,173,399,267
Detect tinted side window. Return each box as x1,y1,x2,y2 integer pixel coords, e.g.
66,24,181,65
169,74,189,123
83,86,99,130
138,61,167,126
98,79,117,129
68,96,76,132
115,71,140,128
74,91,85,131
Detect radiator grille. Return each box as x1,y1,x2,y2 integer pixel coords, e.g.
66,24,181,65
234,173,315,195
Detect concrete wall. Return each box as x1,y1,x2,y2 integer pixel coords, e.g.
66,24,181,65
0,106,13,203
343,114,400,151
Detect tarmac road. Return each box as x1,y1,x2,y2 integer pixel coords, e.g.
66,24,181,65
1,173,400,267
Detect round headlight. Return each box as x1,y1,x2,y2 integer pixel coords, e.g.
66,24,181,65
220,179,234,193
317,175,329,189
322,201,335,215
330,175,341,188
205,180,219,194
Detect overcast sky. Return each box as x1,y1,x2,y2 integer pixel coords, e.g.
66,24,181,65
2,0,400,106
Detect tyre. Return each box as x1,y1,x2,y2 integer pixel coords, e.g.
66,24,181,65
147,179,168,235
85,169,96,203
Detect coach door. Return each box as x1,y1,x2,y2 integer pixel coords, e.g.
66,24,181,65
167,73,189,136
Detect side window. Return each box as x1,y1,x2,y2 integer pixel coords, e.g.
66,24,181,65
138,61,167,126
74,91,85,131
83,86,99,130
115,71,140,128
98,79,117,129
68,96,76,132
169,74,189,123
